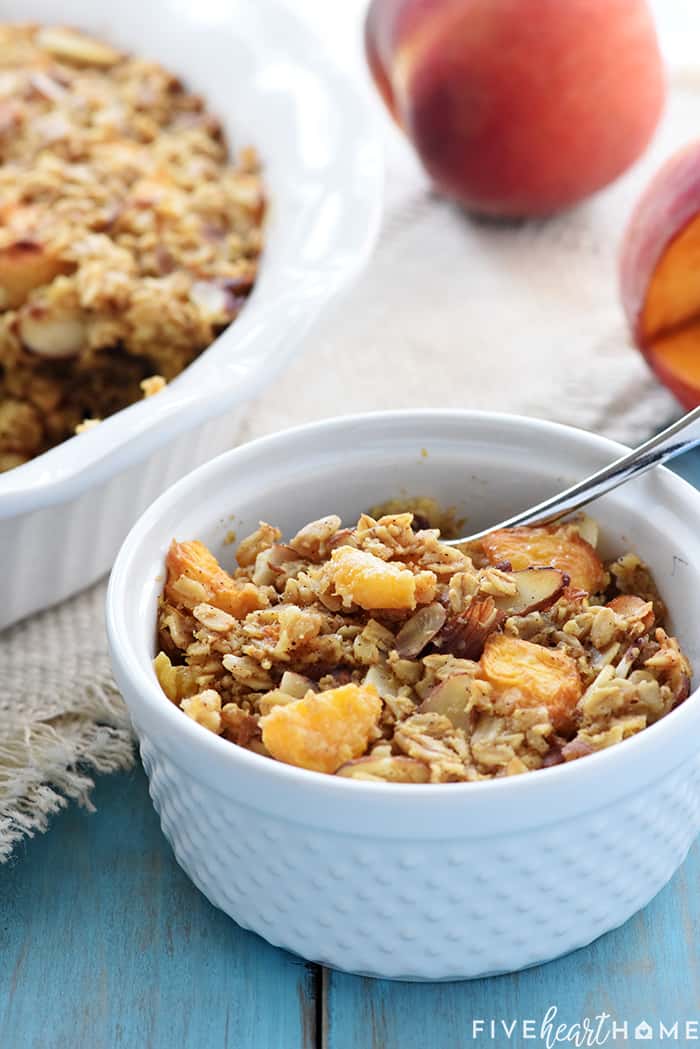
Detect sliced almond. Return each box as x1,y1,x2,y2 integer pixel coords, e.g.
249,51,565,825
591,642,621,670
190,280,239,321
561,738,594,762
482,526,605,594
541,745,565,768
336,755,429,783
436,597,504,660
289,515,342,560
615,644,642,680
268,544,301,570
29,71,68,103
571,515,599,549
364,663,400,699
494,567,567,616
674,673,691,707
418,673,474,731
607,594,655,631
19,306,85,358
279,671,316,699
394,602,446,658
36,26,121,68
327,528,355,550
257,689,299,717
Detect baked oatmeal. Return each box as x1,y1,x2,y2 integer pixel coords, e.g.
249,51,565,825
0,24,264,471
154,503,692,782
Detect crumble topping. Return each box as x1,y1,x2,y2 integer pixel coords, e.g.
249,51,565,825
0,24,264,469
154,506,692,783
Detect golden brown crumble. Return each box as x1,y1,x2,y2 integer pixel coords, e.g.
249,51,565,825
154,509,692,783
0,24,264,469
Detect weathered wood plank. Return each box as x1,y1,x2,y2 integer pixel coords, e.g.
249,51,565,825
324,841,700,1049
0,765,317,1049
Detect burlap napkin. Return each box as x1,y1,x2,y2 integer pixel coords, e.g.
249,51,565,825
1,584,130,860
2,13,698,859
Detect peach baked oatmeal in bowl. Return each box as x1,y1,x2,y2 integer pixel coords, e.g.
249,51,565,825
0,23,264,471
154,505,691,783
107,412,700,979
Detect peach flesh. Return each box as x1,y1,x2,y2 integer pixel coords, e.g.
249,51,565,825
621,143,700,408
647,326,700,411
366,0,665,217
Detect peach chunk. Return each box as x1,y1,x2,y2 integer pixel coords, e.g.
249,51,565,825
328,546,433,611
365,0,664,217
479,634,582,732
0,242,68,310
165,539,266,618
260,683,382,774
481,526,605,594
620,142,700,408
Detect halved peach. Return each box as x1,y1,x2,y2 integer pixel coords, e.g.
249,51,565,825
620,141,700,408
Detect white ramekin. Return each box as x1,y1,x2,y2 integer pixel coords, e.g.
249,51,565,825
106,411,700,980
0,0,382,629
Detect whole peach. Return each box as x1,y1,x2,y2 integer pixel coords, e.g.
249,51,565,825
366,0,665,217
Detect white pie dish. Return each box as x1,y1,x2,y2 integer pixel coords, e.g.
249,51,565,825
106,410,700,981
0,0,382,629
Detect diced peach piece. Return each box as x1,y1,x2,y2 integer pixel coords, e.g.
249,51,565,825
607,594,655,631
479,634,582,732
260,683,382,774
481,526,605,594
180,689,223,734
0,242,68,310
165,539,266,618
328,546,428,611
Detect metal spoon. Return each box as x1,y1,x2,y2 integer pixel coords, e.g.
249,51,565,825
444,405,700,546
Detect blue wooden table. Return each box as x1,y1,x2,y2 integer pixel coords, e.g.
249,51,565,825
3,452,700,1049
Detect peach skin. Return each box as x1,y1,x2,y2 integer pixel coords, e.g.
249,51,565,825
366,0,665,217
621,142,700,409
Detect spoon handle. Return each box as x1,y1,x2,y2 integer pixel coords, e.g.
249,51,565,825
453,405,700,545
